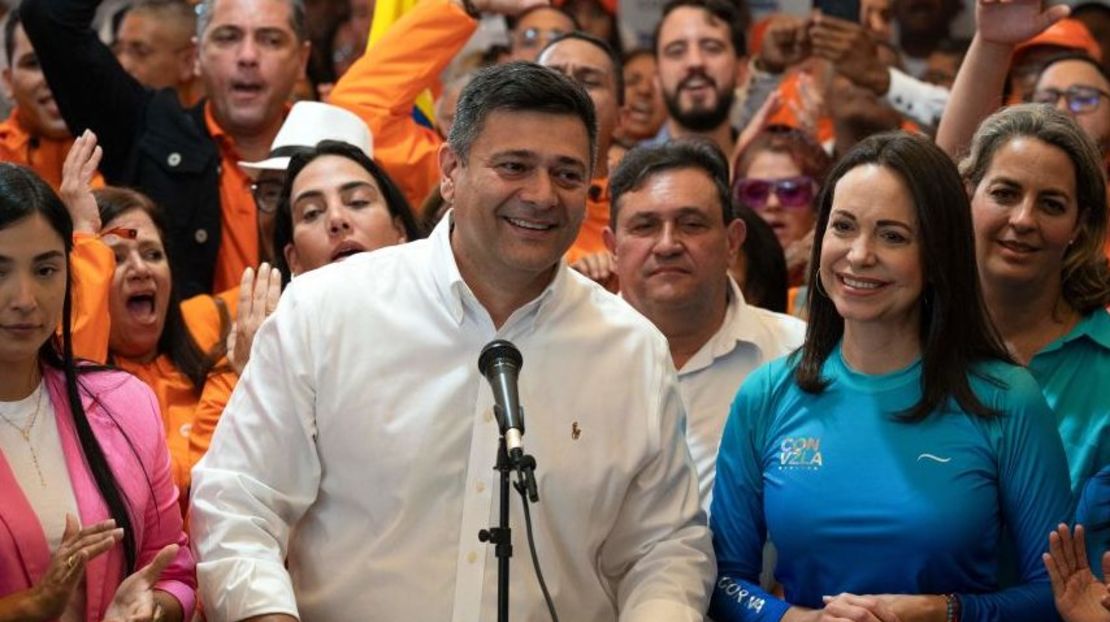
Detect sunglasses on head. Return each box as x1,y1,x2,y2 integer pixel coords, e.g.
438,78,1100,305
734,176,816,210
1030,85,1110,115
517,27,568,48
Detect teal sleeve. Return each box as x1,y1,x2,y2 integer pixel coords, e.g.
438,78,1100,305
709,363,791,622
959,371,1072,622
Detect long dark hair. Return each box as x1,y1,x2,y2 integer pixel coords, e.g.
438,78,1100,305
796,132,1013,421
0,164,138,572
93,187,218,393
273,140,422,283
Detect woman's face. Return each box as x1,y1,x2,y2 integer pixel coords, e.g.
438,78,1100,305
105,208,172,361
819,164,924,330
0,213,67,369
739,149,816,248
970,137,1080,296
284,155,407,275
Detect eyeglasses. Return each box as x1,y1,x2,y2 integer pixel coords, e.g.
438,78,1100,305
734,176,816,210
1030,85,1110,114
516,27,568,49
251,178,284,214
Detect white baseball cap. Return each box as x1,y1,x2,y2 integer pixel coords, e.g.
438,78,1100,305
238,101,374,179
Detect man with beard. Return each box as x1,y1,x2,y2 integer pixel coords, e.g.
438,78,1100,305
652,0,745,158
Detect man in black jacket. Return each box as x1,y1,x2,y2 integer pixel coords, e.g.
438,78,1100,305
23,0,311,296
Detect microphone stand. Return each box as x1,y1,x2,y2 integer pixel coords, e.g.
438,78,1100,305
478,419,540,622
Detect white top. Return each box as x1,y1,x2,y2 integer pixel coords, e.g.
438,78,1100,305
0,380,84,621
191,217,715,622
675,279,806,509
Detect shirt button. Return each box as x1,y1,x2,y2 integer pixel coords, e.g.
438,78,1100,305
476,481,486,493
194,228,208,244
467,551,478,564
167,152,182,167
179,423,191,438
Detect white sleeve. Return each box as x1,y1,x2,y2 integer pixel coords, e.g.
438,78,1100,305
189,283,322,621
603,350,716,621
885,67,949,128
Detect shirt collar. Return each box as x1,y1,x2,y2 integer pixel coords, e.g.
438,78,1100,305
680,277,770,374
1040,308,1110,355
428,211,566,331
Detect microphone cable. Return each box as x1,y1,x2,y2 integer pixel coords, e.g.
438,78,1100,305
514,470,560,622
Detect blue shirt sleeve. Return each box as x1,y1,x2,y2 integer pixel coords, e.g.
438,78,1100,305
959,368,1072,622
709,363,791,622
1076,466,1110,580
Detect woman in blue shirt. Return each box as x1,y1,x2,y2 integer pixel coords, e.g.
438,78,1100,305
709,132,1073,622
961,104,1110,496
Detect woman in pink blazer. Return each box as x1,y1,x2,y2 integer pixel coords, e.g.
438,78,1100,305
0,163,194,621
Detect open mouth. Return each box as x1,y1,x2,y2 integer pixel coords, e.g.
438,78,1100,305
231,81,265,98
837,273,888,291
125,292,158,323
330,240,367,262
504,216,556,232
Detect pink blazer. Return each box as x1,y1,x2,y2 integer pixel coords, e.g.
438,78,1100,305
0,366,196,620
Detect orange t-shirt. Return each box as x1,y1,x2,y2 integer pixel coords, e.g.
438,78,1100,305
204,104,260,293
68,235,240,498
0,109,103,191
565,178,611,265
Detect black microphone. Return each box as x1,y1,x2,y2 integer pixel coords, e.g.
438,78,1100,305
478,340,525,458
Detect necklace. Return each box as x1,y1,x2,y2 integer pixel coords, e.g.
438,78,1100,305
0,385,47,487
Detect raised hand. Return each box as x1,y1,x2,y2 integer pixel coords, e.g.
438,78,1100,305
977,0,1071,46
102,544,179,622
809,13,889,95
31,515,123,620
228,263,283,375
1043,524,1110,622
59,130,103,234
758,15,811,74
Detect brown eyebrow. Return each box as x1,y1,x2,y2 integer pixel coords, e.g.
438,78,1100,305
0,250,65,264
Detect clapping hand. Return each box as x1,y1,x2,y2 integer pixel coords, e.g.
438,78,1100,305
102,544,179,622
1043,524,1110,622
227,263,283,375
31,515,122,620
817,593,903,621
59,130,103,234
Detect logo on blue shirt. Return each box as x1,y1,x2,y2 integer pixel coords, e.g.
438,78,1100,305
779,437,823,469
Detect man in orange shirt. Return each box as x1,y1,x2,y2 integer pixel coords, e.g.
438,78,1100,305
23,0,310,297
538,32,622,268
0,12,82,190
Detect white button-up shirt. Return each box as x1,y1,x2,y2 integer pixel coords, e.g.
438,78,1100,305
676,279,805,507
190,218,715,622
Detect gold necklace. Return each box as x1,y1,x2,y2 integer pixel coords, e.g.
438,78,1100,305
0,385,47,487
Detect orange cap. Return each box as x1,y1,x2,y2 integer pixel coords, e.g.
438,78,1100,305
552,0,618,16
1014,18,1102,62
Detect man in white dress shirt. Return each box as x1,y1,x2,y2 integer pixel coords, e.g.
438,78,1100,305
189,62,715,622
604,140,806,508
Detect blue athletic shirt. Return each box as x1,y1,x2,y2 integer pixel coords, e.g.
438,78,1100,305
709,343,1073,622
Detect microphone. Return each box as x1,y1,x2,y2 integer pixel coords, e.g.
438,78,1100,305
478,340,525,458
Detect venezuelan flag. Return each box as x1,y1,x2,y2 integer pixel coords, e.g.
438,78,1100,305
368,0,437,127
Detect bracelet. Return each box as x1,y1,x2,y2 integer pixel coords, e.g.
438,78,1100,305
460,0,480,19
945,593,960,622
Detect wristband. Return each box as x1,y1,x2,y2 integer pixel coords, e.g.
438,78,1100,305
945,593,960,622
